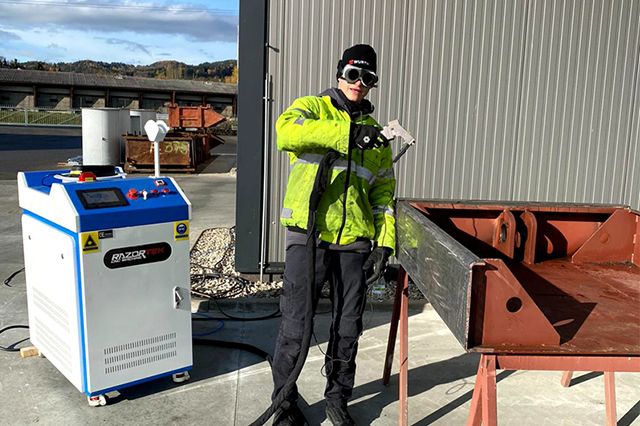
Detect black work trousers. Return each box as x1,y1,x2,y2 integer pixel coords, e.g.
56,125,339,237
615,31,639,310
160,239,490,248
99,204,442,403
271,244,368,409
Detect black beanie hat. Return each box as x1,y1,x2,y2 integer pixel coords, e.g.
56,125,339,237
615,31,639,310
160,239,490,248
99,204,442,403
336,44,377,80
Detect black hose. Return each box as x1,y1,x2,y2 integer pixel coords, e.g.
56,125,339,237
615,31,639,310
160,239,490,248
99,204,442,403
249,150,342,426
4,267,25,287
0,325,29,352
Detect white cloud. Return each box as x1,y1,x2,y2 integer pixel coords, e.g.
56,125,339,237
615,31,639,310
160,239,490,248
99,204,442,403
47,43,67,51
103,38,152,56
0,0,238,43
0,28,21,42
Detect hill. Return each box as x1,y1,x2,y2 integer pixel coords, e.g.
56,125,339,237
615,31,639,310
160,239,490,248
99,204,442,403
0,58,237,82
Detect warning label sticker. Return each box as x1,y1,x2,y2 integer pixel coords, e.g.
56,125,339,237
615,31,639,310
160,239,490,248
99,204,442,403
174,221,189,241
98,230,113,239
81,232,100,253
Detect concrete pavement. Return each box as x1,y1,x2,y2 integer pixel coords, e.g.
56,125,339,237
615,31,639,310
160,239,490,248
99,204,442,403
0,126,639,426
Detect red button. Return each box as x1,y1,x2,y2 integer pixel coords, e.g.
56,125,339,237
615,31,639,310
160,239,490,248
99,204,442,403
150,189,159,195
161,188,170,194
127,189,139,200
79,172,97,182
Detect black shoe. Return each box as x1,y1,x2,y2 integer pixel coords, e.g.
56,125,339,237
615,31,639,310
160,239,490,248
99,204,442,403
325,403,357,426
273,405,309,426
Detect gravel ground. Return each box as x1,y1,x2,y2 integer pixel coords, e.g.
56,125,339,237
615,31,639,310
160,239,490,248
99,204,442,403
189,227,425,301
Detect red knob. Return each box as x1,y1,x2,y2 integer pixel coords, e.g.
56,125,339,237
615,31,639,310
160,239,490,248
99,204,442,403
150,189,159,195
127,189,139,199
161,188,170,194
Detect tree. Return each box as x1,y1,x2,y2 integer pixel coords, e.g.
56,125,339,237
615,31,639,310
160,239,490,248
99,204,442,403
224,66,238,83
9,59,19,69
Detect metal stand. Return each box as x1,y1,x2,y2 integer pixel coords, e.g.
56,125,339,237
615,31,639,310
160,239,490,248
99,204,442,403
465,355,639,426
383,267,640,426
383,266,409,426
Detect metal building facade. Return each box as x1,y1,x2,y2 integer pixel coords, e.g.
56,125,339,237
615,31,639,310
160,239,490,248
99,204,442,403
236,0,640,271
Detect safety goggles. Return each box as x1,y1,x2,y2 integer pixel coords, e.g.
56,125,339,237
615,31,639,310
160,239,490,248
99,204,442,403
340,64,378,88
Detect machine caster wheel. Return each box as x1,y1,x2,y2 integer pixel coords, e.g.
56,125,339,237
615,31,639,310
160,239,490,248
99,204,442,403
172,371,190,383
88,394,107,407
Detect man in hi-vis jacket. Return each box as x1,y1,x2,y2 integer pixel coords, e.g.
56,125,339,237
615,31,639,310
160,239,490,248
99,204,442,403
272,44,396,426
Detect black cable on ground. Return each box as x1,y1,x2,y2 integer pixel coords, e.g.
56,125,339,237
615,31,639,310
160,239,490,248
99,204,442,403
250,149,342,426
190,270,249,299
0,325,29,352
4,267,25,287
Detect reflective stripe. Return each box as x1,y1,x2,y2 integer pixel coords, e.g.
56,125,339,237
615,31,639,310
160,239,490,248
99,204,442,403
281,207,293,219
333,160,375,184
372,206,394,217
291,108,311,118
377,168,394,179
295,153,325,165
294,117,306,126
291,153,376,185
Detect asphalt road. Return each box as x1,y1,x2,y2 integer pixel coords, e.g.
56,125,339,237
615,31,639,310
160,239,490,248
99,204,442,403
0,126,82,180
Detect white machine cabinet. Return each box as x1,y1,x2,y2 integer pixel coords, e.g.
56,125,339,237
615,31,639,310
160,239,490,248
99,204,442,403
17,169,193,403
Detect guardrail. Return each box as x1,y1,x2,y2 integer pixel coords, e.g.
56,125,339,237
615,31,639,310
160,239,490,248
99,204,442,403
0,106,82,127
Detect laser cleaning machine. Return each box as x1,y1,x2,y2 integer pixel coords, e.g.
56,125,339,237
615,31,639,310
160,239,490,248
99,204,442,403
17,122,193,406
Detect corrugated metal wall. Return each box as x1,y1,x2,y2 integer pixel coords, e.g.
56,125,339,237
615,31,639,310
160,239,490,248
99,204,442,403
513,0,640,204
264,0,640,264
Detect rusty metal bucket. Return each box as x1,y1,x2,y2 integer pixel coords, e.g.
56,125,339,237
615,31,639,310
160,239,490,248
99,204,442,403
124,131,224,173
167,103,226,129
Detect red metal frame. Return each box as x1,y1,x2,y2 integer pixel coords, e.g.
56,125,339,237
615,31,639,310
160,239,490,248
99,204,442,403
383,279,640,426
386,202,640,425
465,355,638,426
383,266,409,426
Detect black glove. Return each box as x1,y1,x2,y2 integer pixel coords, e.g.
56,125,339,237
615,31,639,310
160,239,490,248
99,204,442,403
363,246,392,285
350,124,390,150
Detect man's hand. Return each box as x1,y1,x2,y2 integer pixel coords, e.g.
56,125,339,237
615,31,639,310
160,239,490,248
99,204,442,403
363,246,392,285
350,124,390,150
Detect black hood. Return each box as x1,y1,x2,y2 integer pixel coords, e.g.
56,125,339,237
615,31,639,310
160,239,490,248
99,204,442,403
318,87,374,121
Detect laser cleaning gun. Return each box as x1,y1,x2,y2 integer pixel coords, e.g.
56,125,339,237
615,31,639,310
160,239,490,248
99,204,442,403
382,119,416,164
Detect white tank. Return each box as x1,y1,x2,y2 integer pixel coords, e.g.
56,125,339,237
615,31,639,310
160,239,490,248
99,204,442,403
118,108,132,164
82,108,122,166
129,110,157,136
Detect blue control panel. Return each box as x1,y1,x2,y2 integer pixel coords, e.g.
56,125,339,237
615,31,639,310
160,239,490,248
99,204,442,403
21,170,189,232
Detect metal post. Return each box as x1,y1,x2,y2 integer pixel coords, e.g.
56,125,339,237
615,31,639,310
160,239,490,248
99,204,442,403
154,141,160,178
560,371,574,387
383,267,406,385
466,355,498,426
480,356,498,426
604,372,617,426
235,0,268,273
466,362,484,426
259,74,272,283
399,269,409,426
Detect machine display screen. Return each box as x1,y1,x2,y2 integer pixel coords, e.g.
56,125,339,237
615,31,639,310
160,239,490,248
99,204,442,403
76,188,128,209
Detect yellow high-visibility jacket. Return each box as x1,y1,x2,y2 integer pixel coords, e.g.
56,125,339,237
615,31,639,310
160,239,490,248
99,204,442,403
276,88,396,254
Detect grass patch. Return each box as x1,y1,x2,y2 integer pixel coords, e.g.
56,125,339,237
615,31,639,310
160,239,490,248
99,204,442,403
0,109,82,126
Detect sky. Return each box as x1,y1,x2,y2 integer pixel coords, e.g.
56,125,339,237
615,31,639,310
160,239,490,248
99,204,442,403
0,0,239,65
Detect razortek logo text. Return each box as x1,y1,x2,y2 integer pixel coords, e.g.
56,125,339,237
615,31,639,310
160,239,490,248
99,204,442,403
104,243,172,269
